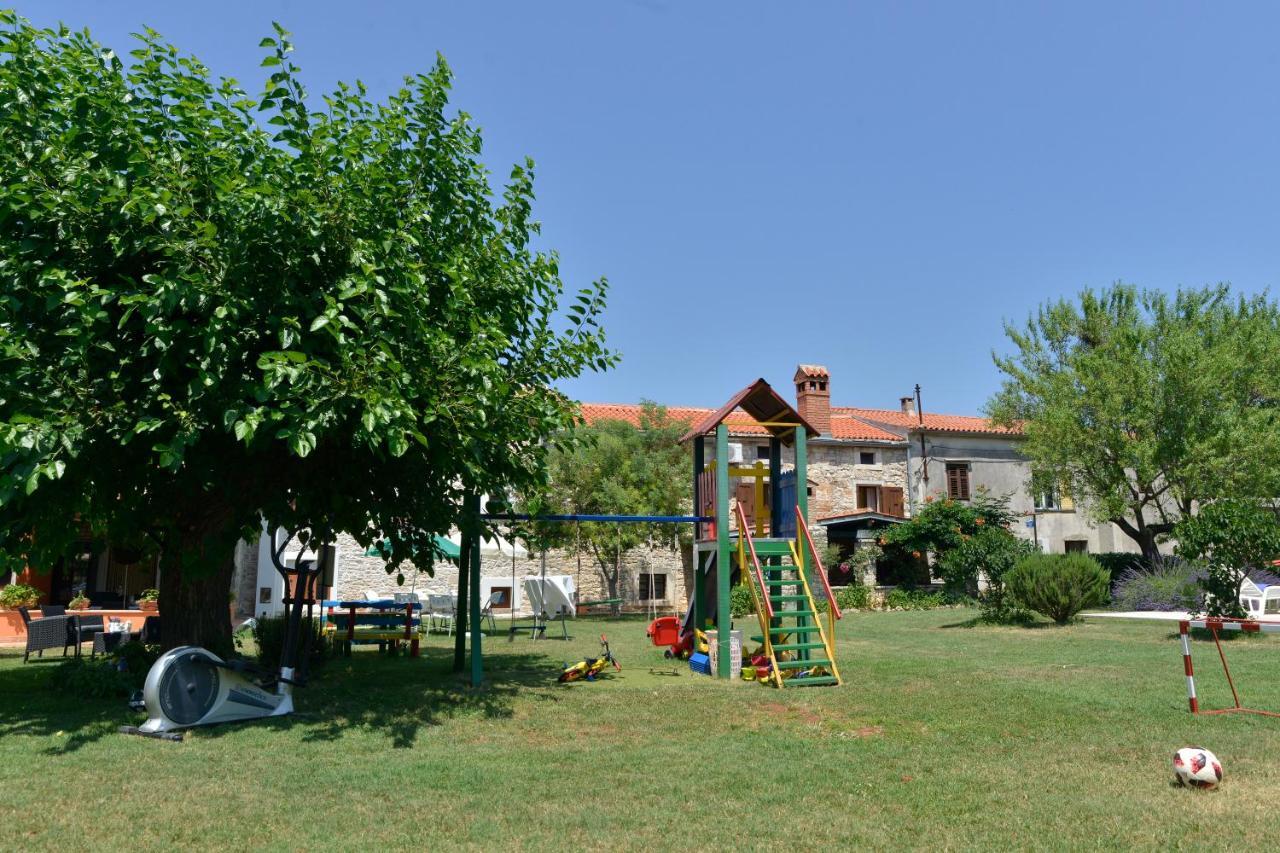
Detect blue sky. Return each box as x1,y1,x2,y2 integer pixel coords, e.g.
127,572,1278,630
25,2,1280,415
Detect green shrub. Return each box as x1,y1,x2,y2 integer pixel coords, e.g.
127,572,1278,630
247,615,329,670
48,641,159,698
1175,500,1280,618
882,588,961,610
0,583,41,609
136,588,159,603
1007,553,1110,624
730,583,755,617
835,584,871,611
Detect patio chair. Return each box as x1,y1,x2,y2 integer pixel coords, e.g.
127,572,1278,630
71,613,106,648
41,604,66,617
427,594,456,636
141,616,161,644
480,590,507,631
21,611,73,663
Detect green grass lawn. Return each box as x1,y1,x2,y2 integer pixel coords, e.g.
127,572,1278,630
2,609,1279,850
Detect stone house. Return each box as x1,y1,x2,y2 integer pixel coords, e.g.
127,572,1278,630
234,362,1143,619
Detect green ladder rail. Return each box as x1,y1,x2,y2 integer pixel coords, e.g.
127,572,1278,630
736,503,842,689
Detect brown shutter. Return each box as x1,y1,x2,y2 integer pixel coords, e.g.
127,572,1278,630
735,481,755,528
881,486,904,518
946,464,970,501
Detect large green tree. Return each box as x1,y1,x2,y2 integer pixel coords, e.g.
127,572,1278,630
531,403,689,602
989,284,1280,562
0,16,614,650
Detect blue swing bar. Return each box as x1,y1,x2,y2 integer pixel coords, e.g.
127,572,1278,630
482,513,711,524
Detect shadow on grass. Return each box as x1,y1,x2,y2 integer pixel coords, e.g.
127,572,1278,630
0,643,565,754
939,617,1059,630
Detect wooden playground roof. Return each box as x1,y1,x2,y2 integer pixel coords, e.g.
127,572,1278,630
678,378,818,445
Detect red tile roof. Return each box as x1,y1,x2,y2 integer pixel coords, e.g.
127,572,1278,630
837,407,1022,436
580,403,903,442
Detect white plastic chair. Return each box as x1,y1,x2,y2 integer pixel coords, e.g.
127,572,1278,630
428,594,456,636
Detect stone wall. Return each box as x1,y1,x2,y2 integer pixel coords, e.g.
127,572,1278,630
332,532,691,616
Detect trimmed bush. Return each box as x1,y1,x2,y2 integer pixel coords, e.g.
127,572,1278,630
815,583,873,613
1007,553,1110,624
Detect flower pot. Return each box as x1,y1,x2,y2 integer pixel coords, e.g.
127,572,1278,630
138,601,159,613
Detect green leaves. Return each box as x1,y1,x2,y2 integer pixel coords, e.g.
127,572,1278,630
990,284,1280,558
0,12,614,584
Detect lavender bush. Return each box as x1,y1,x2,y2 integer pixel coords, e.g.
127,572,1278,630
1111,559,1207,612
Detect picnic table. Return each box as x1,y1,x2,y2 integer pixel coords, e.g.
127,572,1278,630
321,599,423,657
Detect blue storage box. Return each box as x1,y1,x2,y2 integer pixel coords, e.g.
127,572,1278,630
688,651,711,675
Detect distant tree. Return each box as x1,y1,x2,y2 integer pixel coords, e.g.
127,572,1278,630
533,403,689,602
989,284,1280,563
0,16,614,651
1176,500,1280,618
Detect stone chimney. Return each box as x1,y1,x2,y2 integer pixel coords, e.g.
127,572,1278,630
900,396,916,416
794,364,831,436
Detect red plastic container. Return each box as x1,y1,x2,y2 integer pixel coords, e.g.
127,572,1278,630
646,616,681,648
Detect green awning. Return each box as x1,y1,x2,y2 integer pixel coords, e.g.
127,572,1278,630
364,534,460,563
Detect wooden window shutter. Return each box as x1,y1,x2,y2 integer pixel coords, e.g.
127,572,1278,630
735,481,755,528
1059,482,1074,511
881,486,904,518
946,464,970,500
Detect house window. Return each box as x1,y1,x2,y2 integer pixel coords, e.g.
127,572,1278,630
1035,484,1060,511
856,485,879,512
859,451,876,465
639,573,667,601
945,463,971,501
756,444,771,460
1064,540,1089,554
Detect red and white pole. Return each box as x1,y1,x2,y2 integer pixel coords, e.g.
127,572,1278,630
1179,620,1199,713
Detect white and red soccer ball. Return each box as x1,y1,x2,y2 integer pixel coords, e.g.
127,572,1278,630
1173,747,1222,789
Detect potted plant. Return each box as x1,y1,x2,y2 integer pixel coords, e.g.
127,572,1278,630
68,593,91,610
137,588,160,612
0,583,41,611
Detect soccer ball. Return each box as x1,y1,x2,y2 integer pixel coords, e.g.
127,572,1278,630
1173,747,1223,789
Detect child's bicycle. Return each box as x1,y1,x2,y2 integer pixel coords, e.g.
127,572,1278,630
558,634,621,683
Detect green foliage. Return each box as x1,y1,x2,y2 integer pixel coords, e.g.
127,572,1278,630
729,583,755,618
990,284,1280,560
245,615,329,670
1175,500,1280,618
1007,553,1110,624
0,583,41,609
136,588,159,603
0,14,614,644
882,588,957,610
835,583,872,611
48,640,159,697
530,403,688,598
940,526,1037,616
68,593,90,610
882,491,1020,593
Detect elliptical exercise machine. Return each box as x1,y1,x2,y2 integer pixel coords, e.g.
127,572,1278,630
121,528,333,741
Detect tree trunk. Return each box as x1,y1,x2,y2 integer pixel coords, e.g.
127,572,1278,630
157,514,239,655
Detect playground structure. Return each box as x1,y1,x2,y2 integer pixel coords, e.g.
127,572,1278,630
683,378,842,687
451,378,843,689
1178,617,1280,718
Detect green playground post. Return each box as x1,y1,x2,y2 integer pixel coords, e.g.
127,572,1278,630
468,494,483,687
715,423,732,677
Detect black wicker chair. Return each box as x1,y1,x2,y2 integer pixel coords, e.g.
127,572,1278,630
22,612,72,663
71,613,106,649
